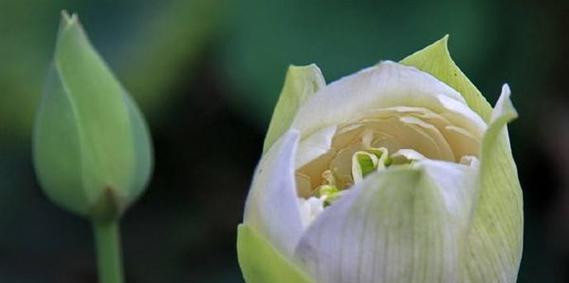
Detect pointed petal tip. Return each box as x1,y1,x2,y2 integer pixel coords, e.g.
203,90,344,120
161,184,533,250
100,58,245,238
437,34,450,48
60,10,72,20
57,10,86,42
288,63,321,72
60,10,78,26
285,64,326,91
262,65,325,153
491,83,518,123
439,34,451,53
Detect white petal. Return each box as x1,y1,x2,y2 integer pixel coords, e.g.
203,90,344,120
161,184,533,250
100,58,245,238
436,94,487,137
295,126,337,169
244,130,304,258
399,115,455,161
294,160,477,283
291,61,475,138
298,197,325,227
391,148,427,164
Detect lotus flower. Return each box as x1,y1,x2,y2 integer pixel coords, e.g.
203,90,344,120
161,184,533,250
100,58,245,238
237,36,523,283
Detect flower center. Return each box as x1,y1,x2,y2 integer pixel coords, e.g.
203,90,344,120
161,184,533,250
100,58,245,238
295,106,483,226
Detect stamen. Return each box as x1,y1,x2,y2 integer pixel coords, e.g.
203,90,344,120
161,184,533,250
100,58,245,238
317,185,344,207
351,147,390,183
352,151,379,183
321,170,336,186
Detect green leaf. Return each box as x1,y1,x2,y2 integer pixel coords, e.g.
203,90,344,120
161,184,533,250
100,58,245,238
33,12,153,220
263,64,325,153
237,224,314,283
400,35,493,121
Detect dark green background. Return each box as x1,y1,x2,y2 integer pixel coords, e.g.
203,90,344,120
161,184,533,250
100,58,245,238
0,0,567,282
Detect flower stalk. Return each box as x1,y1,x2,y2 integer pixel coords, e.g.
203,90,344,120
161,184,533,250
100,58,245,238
93,220,124,283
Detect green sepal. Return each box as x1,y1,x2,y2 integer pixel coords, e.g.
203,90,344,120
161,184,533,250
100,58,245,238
263,64,325,153
33,12,153,220
400,35,493,121
237,224,315,283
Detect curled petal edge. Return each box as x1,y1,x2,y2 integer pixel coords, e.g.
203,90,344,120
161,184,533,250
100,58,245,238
244,130,305,257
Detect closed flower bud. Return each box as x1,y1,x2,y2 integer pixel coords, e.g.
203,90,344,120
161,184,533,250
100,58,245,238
33,12,153,221
237,36,523,283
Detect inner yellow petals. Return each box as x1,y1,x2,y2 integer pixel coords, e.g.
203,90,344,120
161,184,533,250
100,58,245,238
295,106,483,198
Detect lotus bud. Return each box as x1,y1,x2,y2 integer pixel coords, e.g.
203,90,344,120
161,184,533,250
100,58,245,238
33,12,153,221
237,36,523,283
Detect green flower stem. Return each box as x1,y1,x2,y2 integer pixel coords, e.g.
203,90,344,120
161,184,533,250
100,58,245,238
93,220,124,283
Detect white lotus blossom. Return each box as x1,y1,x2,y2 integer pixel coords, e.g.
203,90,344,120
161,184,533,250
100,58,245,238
237,37,523,283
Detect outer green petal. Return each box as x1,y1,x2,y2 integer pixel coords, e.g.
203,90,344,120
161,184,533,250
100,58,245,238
400,35,493,121
464,85,523,283
263,64,325,153
295,160,478,283
122,93,154,202
237,224,315,283
33,65,87,215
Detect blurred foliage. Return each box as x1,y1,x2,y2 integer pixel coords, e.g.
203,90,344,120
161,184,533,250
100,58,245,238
222,0,494,121
0,0,568,282
220,0,549,129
